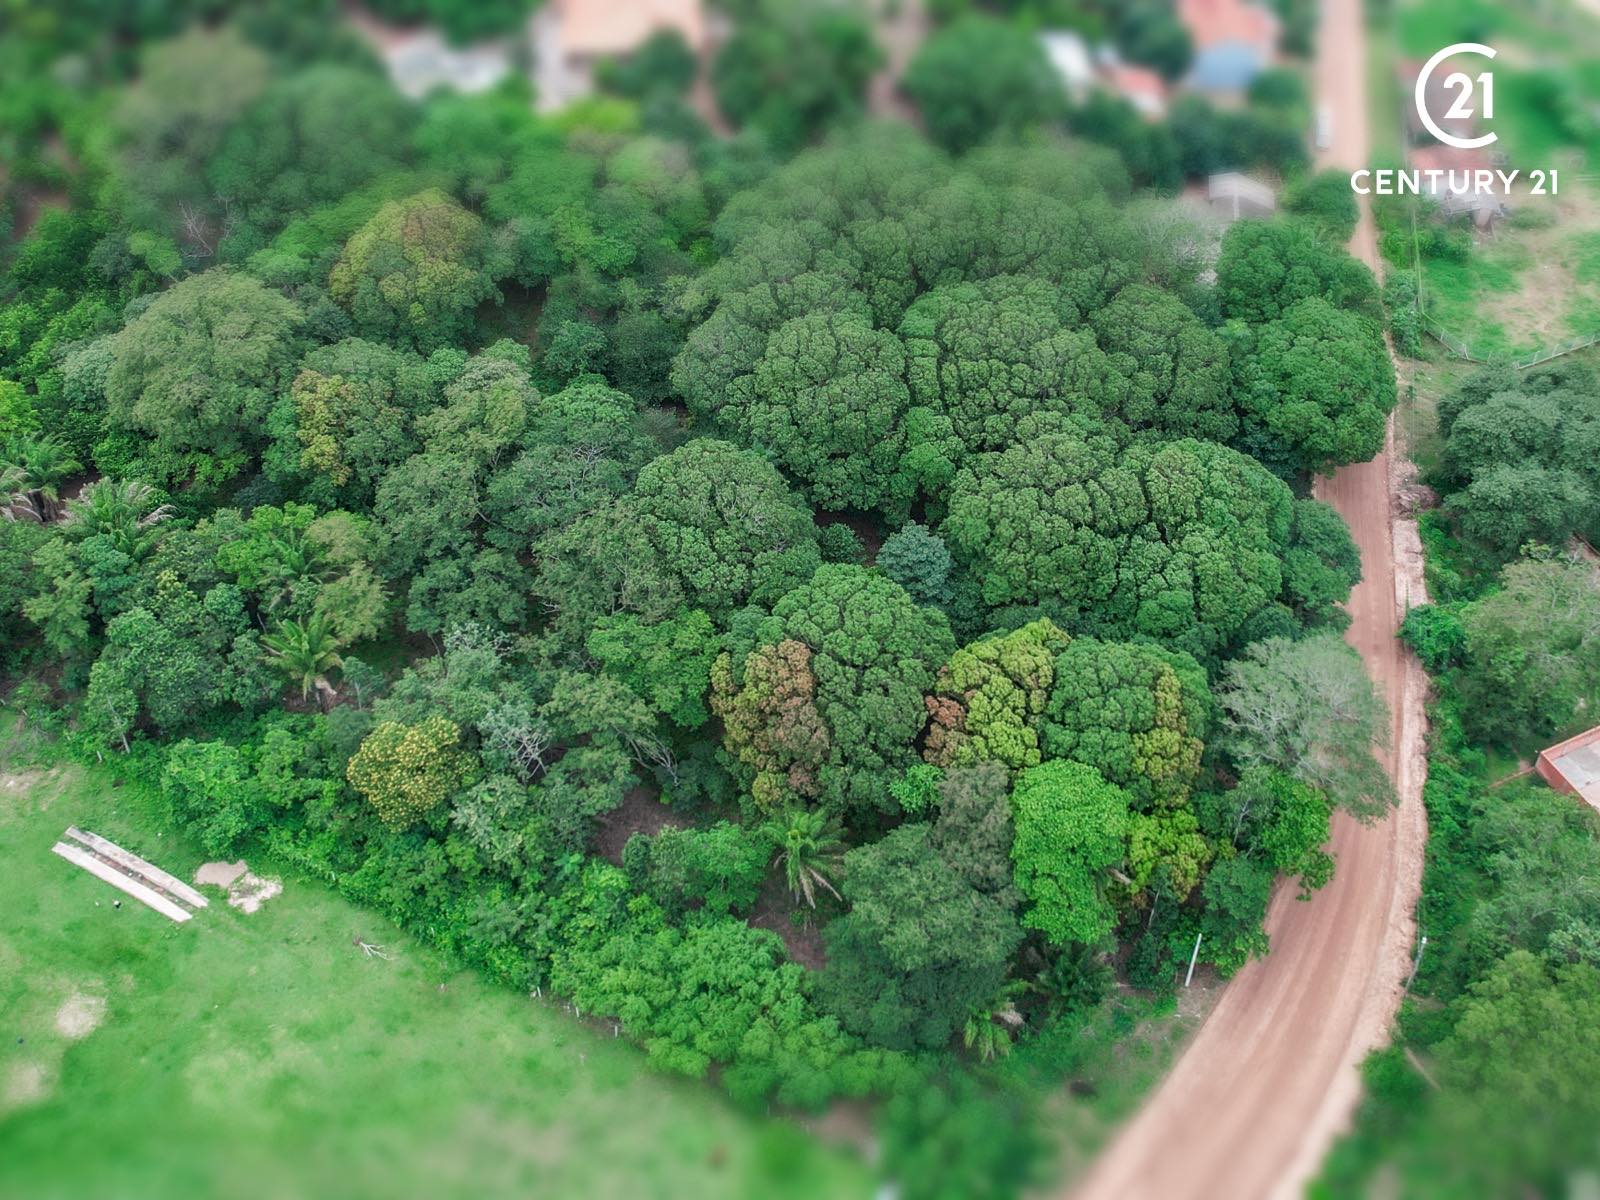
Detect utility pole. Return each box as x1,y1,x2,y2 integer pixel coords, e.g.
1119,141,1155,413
1184,932,1204,987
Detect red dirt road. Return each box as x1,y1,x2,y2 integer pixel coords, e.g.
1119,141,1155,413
1069,1,1430,1196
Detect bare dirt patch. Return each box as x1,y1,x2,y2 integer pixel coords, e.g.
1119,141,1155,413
4,1062,51,1111
54,991,106,1040
594,786,689,866
196,860,283,914
748,875,828,971
195,860,248,888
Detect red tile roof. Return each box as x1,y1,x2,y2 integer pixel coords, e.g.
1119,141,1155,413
1176,0,1279,52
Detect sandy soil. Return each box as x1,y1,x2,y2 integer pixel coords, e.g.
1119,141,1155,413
54,991,106,1040
1069,1,1431,1196
196,860,283,914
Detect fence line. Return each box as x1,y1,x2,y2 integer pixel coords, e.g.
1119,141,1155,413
1417,312,1600,370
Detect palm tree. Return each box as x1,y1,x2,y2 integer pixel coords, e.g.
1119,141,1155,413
0,461,37,522
8,434,82,520
64,478,174,559
962,983,1026,1063
761,807,845,908
261,612,345,707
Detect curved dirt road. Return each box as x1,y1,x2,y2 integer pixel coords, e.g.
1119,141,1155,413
1070,1,1430,1197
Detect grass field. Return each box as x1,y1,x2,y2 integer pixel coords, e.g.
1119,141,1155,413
0,732,873,1200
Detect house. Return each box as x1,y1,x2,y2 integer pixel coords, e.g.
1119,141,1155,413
1399,58,1477,147
1042,33,1168,119
1207,171,1276,221
1041,30,1096,102
348,9,513,99
1536,725,1600,815
1407,144,1507,227
1104,61,1168,119
1176,0,1280,95
531,0,708,113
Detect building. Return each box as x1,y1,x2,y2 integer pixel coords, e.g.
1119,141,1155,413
531,0,708,113
1041,33,1168,119
1176,0,1280,95
348,9,513,100
1407,144,1508,227
1041,30,1096,102
1536,725,1600,815
1104,61,1168,119
1207,171,1276,221
1399,58,1477,147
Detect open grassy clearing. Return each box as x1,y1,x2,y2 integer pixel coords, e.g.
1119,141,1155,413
0,733,873,1200
1386,0,1600,360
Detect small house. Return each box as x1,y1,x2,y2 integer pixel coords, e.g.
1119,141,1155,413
1537,725,1600,816
1176,0,1280,96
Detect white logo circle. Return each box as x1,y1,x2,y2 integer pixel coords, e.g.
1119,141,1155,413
1415,43,1498,150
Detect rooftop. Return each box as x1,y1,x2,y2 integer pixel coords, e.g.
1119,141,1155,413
1537,725,1600,814
555,0,705,57
1176,0,1280,52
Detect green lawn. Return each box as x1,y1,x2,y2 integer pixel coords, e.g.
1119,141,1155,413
0,737,873,1200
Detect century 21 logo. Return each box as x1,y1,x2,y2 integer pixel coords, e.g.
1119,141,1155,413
1416,43,1498,149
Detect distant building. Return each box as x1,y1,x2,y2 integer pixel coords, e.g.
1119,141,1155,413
1041,30,1096,102
1208,171,1276,221
1536,725,1600,815
1176,0,1280,95
1407,144,1507,227
532,0,708,113
349,9,513,99
1398,58,1477,147
1104,61,1169,119
1042,33,1168,119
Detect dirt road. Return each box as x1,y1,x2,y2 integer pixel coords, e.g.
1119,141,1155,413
1069,0,1430,1196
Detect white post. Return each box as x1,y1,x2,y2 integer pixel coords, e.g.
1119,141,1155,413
1184,932,1204,987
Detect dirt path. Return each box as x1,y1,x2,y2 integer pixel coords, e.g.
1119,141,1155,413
1069,1,1430,1196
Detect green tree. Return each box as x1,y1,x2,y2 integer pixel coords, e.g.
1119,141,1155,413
273,338,434,507
1114,0,1194,81
1091,284,1235,441
588,608,719,730
628,439,821,620
900,275,1110,460
1218,633,1394,818
1427,952,1600,1195
106,270,302,479
733,310,913,513
941,431,1292,653
1283,169,1360,242
329,189,499,351
903,16,1066,153
2,433,81,520
760,806,845,908
877,522,953,607
1281,498,1362,626
1458,555,1600,746
711,0,882,152
261,612,345,706
1215,218,1378,323
1231,297,1396,476
819,823,1021,1050
923,619,1070,772
207,65,415,255
1009,760,1132,947
115,26,271,259
346,715,475,828
724,565,956,811
1041,638,1211,808
61,479,174,561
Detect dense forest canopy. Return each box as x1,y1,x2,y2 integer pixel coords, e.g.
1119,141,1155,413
0,2,1418,1191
